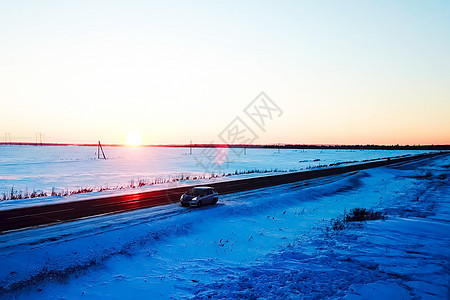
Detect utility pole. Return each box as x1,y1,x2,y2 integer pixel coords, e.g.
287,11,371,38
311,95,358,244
6,132,11,145
98,141,107,159
4,132,11,145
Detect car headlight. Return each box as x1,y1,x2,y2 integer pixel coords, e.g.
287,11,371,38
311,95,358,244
192,197,197,201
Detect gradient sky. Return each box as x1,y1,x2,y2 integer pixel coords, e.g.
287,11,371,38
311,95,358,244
1,0,449,145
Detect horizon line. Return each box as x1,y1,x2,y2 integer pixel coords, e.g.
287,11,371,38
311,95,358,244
0,142,449,150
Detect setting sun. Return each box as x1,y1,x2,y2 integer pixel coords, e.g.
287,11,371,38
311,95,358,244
126,131,142,146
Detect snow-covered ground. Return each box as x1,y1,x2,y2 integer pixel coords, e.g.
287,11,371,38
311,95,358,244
0,145,432,207
0,152,448,299
0,145,429,195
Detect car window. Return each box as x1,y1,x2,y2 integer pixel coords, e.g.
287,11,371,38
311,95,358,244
186,188,202,196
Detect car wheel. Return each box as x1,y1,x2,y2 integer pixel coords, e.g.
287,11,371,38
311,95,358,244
197,201,202,207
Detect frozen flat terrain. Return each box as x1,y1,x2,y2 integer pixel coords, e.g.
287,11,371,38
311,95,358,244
0,145,431,204
0,152,448,299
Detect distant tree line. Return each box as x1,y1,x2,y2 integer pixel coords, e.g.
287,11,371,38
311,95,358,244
1,142,449,150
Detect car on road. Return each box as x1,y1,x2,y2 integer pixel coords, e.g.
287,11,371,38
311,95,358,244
180,187,218,207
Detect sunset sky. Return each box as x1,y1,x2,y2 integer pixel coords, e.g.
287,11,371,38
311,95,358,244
1,1,449,145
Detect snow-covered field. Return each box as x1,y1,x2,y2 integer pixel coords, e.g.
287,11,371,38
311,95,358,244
0,145,431,204
0,152,448,299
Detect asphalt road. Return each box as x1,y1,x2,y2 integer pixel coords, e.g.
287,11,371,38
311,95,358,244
0,152,445,233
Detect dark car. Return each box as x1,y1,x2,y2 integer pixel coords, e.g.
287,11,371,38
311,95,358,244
180,187,218,207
